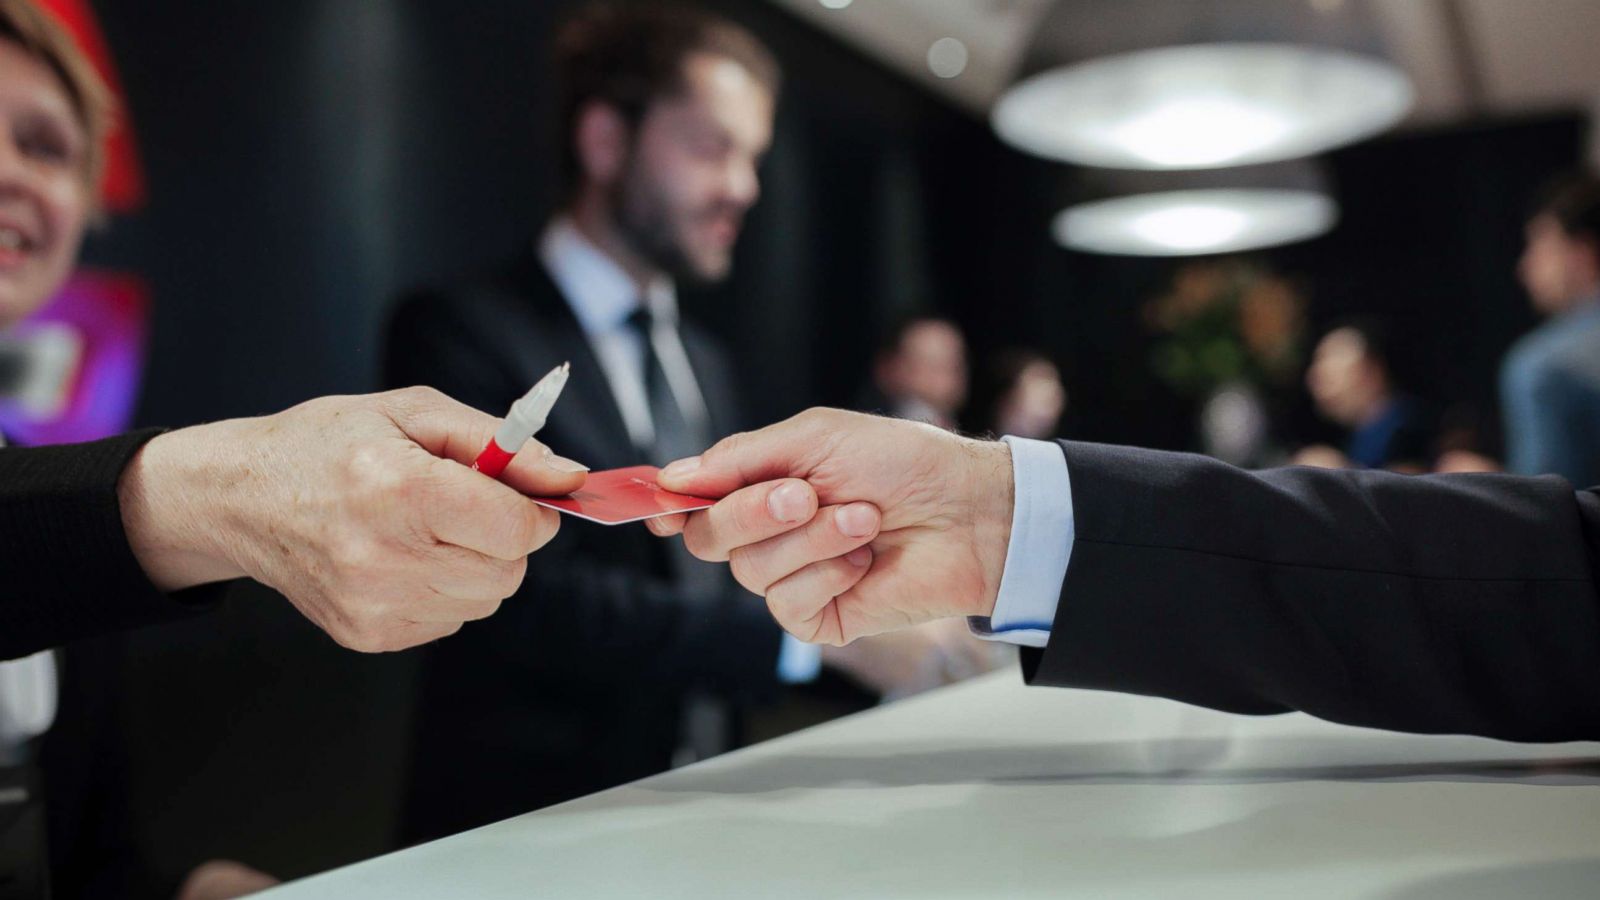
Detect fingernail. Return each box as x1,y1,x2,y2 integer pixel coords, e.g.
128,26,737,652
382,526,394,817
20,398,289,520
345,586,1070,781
662,456,701,480
845,546,873,567
545,454,590,473
835,503,878,538
767,481,812,523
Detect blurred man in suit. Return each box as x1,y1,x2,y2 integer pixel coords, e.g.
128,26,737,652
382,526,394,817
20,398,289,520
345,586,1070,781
386,3,987,842
1501,170,1600,487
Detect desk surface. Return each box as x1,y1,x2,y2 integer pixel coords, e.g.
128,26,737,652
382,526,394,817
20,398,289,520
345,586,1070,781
267,667,1600,899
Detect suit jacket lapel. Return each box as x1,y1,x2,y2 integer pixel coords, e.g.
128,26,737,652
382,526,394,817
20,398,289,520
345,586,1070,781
506,254,638,469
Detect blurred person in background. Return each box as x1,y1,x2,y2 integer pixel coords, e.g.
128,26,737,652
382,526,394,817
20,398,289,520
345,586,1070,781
386,2,991,845
1293,319,1432,472
966,348,1067,440
1,2,587,896
859,315,968,430
1501,170,1600,487
0,6,274,896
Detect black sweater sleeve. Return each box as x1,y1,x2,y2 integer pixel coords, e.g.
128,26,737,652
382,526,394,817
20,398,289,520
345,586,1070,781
1022,440,1600,743
1,430,221,660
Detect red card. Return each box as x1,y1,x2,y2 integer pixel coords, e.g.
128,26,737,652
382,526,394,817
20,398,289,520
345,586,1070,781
532,465,715,525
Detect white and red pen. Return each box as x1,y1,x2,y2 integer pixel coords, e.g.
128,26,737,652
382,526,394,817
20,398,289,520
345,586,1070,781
472,362,571,478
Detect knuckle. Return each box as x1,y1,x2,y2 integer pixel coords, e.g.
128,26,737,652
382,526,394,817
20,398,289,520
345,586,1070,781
385,384,444,413
345,453,411,504
375,386,450,439
334,622,387,653
796,407,842,432
734,492,772,534
495,558,528,597
763,587,792,619
727,549,763,593
764,591,806,633
465,594,505,622
352,601,394,634
807,515,845,556
330,537,381,575
814,556,849,592
707,430,749,460
499,506,538,554
681,521,713,561
830,555,866,592
525,508,561,552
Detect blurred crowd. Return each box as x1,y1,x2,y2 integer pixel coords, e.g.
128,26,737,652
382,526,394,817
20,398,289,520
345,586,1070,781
1288,172,1600,481
856,315,1068,442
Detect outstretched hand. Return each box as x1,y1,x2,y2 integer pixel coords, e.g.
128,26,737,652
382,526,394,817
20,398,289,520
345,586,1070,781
647,408,1013,645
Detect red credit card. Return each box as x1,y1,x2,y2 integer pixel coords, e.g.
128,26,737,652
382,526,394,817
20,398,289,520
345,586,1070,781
532,465,715,525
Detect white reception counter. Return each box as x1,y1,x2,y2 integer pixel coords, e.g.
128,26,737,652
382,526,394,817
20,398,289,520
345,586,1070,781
265,667,1600,898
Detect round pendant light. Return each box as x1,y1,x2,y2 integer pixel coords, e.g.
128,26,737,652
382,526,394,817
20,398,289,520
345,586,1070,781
994,42,1413,170
1055,188,1337,256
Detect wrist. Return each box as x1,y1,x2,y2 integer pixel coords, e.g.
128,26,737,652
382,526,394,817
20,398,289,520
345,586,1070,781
118,423,250,591
960,438,1013,619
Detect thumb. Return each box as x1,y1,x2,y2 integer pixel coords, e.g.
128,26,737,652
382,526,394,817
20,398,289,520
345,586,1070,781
658,409,836,498
501,439,588,498
382,386,587,497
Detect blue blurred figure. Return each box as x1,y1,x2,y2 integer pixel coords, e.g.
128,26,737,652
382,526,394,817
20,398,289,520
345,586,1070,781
1501,171,1600,487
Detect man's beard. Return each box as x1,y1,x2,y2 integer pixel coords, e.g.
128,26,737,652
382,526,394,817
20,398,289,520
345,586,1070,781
611,161,732,287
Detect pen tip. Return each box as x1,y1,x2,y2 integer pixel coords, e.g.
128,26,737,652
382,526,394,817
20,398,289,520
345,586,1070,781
561,361,570,373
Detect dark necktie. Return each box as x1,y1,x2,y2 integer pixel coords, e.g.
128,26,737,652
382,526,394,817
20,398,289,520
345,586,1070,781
625,307,704,467
625,306,730,763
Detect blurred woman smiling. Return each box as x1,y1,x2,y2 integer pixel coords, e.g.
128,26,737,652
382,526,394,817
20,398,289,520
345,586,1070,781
0,3,275,897
0,0,98,331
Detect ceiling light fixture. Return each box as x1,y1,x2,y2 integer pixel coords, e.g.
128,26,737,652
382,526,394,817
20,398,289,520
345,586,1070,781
1054,188,1337,256
994,42,1412,170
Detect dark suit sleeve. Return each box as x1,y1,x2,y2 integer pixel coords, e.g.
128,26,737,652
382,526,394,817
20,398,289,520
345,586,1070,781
385,292,783,696
0,431,219,660
1021,440,1600,742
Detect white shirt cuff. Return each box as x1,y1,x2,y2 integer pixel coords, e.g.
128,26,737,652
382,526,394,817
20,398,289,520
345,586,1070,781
777,633,823,683
968,437,1073,649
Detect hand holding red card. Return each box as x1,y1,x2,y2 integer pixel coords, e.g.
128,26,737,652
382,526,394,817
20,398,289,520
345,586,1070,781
532,465,715,525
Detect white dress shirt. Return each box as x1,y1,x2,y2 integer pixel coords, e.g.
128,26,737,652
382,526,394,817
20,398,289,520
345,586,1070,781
969,436,1074,648
538,218,823,683
0,431,58,764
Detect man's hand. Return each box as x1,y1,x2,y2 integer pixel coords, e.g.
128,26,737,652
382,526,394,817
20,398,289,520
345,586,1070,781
117,387,587,653
647,408,1014,645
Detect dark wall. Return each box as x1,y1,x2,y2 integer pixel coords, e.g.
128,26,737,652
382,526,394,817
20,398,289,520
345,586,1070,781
72,0,1588,889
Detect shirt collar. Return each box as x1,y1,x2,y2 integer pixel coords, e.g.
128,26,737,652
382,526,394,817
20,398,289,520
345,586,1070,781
538,215,678,336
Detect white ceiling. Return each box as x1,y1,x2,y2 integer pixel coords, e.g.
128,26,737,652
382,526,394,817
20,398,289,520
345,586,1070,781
768,0,1600,148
